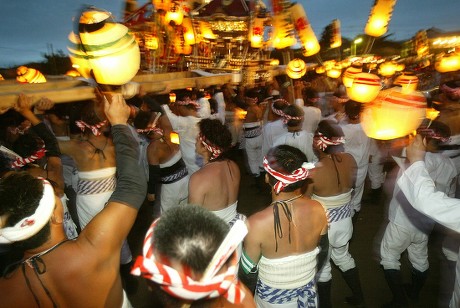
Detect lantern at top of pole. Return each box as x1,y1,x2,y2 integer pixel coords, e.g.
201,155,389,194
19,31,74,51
289,3,320,57
364,0,397,38
68,6,140,86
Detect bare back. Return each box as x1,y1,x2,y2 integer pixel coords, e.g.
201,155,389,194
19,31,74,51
308,152,357,197
188,159,240,211
245,195,327,261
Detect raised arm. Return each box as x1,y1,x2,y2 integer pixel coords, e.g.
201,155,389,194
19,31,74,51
80,93,147,256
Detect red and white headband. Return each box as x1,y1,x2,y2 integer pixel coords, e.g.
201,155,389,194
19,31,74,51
176,97,201,109
75,120,107,136
271,99,288,117
131,219,248,304
282,114,303,125
263,156,315,194
199,133,223,160
11,146,46,169
137,126,164,136
0,178,55,244
314,132,345,151
416,128,450,143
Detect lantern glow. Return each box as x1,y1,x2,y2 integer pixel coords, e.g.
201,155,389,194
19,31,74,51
286,58,307,79
16,66,47,84
346,72,381,103
170,131,180,144
289,3,320,57
343,65,363,88
361,87,426,140
364,0,397,37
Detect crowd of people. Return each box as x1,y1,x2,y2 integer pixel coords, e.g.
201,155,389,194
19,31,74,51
0,70,460,308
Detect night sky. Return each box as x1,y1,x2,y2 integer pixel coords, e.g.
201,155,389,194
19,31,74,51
0,0,459,67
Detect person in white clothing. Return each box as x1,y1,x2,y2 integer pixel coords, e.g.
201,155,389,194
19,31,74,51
397,132,460,308
262,98,289,157
294,84,322,134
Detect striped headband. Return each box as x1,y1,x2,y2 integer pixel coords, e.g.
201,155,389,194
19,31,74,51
75,120,108,136
175,97,200,109
0,178,55,244
282,114,303,125
263,156,315,194
336,97,349,104
416,128,451,143
137,126,164,136
199,133,223,160
11,146,46,169
314,132,345,151
271,99,288,117
131,219,248,304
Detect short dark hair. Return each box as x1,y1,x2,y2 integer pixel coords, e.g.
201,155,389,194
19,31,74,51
198,118,232,159
133,110,152,130
0,172,51,250
266,145,308,192
344,100,362,120
12,133,43,161
316,120,345,153
283,105,304,127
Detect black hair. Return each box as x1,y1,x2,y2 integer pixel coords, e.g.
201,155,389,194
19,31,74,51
344,100,362,120
133,110,153,130
198,118,232,160
315,120,345,153
283,105,304,128
12,133,43,162
302,87,319,105
0,172,51,251
265,145,308,193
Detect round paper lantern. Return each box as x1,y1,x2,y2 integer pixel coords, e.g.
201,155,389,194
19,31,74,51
327,66,342,79
394,72,419,94
286,58,307,79
315,66,326,74
16,66,47,84
165,4,183,26
270,59,280,66
249,17,265,48
271,13,296,49
342,65,363,88
67,7,140,86
346,72,381,103
361,86,426,140
378,61,398,77
182,17,195,45
435,53,460,73
364,0,397,37
289,3,320,57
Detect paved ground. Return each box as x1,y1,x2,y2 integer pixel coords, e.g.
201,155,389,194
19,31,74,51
126,149,454,308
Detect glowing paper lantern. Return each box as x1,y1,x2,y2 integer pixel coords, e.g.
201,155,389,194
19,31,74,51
182,17,195,45
330,19,342,48
327,66,342,79
199,21,216,40
361,86,426,140
394,72,419,94
66,69,81,77
16,66,47,84
68,7,140,85
343,65,363,88
271,13,296,49
426,108,440,121
378,61,398,77
346,72,381,103
435,53,460,73
364,0,397,37
286,58,307,79
249,17,265,48
270,59,280,66
152,0,171,12
289,3,320,57
315,66,326,74
169,92,176,103
165,3,183,26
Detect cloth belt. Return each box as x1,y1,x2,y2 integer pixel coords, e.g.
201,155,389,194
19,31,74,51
77,176,116,195
244,126,262,138
256,279,317,308
160,158,188,184
326,201,352,223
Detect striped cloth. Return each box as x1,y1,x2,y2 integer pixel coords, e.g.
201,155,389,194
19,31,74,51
77,176,116,195
326,201,352,223
256,279,317,308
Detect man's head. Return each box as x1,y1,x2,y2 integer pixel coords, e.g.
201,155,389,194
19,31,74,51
417,120,451,152
197,118,232,160
264,145,313,194
314,120,346,154
282,104,304,128
302,87,320,106
344,100,362,122
0,172,56,250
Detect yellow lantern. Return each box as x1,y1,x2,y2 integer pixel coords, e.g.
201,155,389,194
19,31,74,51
343,65,363,88
364,0,397,37
68,7,140,86
65,69,81,77
346,72,381,103
182,17,195,45
394,72,419,94
361,86,426,140
286,58,307,79
315,66,326,74
170,131,180,144
164,2,183,25
378,61,398,77
396,63,405,72
169,92,176,103
270,59,280,66
16,66,47,83
289,3,320,57
199,21,216,40
327,66,342,79
425,108,440,122
152,0,171,12
271,13,296,49
249,17,265,48
330,19,342,49
435,53,460,73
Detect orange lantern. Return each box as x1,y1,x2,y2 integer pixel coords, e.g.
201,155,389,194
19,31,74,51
394,72,419,94
271,13,296,49
165,3,183,26
361,86,426,140
346,72,381,103
289,3,320,57
364,0,397,37
330,19,342,49
16,66,47,84
182,17,195,45
270,59,280,66
435,53,460,73
169,92,176,103
342,65,363,88
286,58,307,79
378,61,398,77
249,17,265,48
199,21,216,40
327,66,342,79
68,7,140,86
315,66,326,74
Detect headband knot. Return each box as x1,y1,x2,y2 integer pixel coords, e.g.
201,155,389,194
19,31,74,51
199,133,223,160
263,157,314,194
75,120,107,136
314,132,345,151
175,97,200,109
11,146,46,169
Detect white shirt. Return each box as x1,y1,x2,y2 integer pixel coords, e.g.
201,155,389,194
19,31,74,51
262,119,287,157
273,130,318,163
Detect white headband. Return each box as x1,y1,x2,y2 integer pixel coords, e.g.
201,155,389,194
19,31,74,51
0,179,55,244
